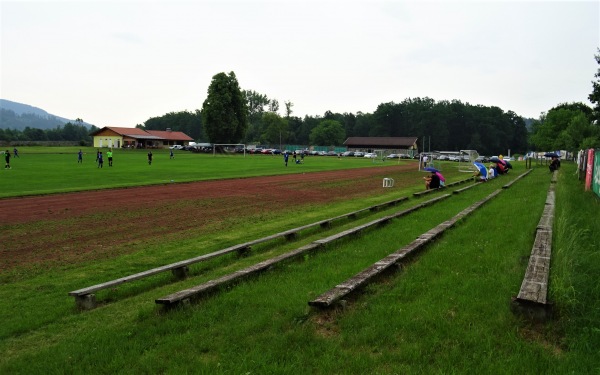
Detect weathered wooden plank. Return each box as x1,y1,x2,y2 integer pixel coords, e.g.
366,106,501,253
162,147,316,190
515,178,555,310
517,280,548,305
309,189,502,308
503,169,532,189
70,196,412,301
453,183,478,194
156,243,321,305
156,195,448,308
68,243,250,296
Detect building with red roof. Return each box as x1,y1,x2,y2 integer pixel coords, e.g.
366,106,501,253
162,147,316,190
91,127,193,148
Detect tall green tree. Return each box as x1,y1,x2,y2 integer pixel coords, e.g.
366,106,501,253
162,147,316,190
589,48,600,122
202,72,248,143
144,111,204,141
309,119,345,146
261,112,288,147
530,103,599,152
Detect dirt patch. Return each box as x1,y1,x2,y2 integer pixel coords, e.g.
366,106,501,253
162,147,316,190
0,164,418,272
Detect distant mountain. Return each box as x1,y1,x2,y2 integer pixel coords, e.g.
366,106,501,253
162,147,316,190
0,99,94,130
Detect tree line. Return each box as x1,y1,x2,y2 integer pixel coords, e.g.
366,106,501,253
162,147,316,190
0,119,98,144
4,50,600,154
149,72,531,155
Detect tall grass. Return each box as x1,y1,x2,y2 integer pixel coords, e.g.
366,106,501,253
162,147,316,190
1,161,599,373
551,167,600,364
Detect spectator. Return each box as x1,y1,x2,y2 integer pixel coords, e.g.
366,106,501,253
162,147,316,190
488,165,496,179
4,149,11,169
549,157,559,173
424,171,440,190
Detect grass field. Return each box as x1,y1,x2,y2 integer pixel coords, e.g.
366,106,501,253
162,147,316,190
0,147,399,198
0,149,599,374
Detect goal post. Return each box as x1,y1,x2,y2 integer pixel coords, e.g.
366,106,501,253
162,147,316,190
213,144,246,157
458,149,479,172
373,149,388,163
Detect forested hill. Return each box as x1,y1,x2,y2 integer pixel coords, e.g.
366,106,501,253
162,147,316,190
0,99,93,130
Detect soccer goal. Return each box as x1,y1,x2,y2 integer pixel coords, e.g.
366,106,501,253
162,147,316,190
418,153,439,172
458,149,479,172
373,150,388,163
213,144,246,157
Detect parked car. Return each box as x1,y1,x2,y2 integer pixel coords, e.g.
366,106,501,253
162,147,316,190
169,145,184,150
341,151,355,157
399,154,411,159
364,153,377,158
354,151,364,157
386,154,399,159
326,151,338,156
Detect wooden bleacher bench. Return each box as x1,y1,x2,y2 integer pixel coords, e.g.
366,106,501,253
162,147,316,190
413,177,473,197
309,189,502,308
69,195,409,310
512,180,555,320
502,169,532,189
155,194,451,308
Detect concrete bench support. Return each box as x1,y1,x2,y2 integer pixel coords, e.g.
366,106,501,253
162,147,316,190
75,294,97,310
171,266,189,280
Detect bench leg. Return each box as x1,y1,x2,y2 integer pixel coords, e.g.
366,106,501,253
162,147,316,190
236,246,251,257
74,294,97,310
171,266,189,280
284,232,297,241
320,221,331,229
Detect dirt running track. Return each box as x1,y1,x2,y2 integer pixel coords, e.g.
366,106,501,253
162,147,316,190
0,165,419,272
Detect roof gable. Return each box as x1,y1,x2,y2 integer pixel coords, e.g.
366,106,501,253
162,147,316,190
91,126,193,141
146,130,194,141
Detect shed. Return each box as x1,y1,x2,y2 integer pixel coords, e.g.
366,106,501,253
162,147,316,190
343,137,419,153
91,127,193,148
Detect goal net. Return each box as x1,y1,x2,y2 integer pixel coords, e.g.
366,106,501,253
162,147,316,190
373,150,387,163
458,150,479,172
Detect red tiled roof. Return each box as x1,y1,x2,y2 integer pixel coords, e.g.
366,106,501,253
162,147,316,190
146,130,194,141
91,126,193,141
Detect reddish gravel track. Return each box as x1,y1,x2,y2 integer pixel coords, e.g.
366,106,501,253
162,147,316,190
0,164,417,271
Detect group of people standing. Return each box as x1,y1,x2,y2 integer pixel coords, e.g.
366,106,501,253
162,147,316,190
283,150,304,167
86,149,158,167
93,149,114,168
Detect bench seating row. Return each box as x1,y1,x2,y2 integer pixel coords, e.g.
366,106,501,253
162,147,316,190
512,170,557,319
413,177,474,197
155,194,452,307
69,195,410,309
308,189,503,308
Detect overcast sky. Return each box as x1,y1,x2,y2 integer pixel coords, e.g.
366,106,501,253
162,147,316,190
1,0,599,127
